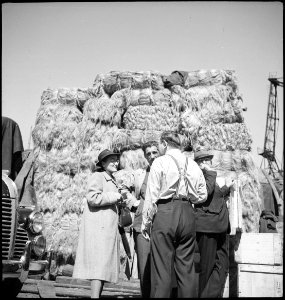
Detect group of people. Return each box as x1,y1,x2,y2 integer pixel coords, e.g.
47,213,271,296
73,131,235,298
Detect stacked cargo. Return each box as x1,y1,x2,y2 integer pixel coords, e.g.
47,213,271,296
32,69,263,268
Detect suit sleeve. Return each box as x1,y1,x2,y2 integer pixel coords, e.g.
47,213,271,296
87,173,121,207
202,170,217,195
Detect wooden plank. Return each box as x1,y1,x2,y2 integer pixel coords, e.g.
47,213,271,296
238,264,283,297
37,280,57,298
239,264,283,274
17,292,40,298
235,233,283,265
20,279,141,298
55,275,140,289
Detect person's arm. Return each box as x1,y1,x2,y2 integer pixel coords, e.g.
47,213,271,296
87,173,122,207
185,160,208,204
202,169,217,195
141,159,161,239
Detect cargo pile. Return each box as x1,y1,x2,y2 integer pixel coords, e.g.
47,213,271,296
32,69,263,266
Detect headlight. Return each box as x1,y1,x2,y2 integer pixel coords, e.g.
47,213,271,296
31,235,46,257
17,206,35,228
28,211,44,234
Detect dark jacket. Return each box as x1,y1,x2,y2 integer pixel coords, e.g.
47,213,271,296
195,169,230,233
2,116,24,180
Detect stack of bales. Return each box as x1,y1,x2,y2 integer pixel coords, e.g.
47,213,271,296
32,70,263,265
92,71,172,170
168,69,261,232
32,87,122,261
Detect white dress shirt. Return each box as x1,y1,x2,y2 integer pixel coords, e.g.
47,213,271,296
141,148,207,234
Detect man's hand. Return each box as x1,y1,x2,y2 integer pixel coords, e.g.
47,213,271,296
141,222,151,241
226,177,236,190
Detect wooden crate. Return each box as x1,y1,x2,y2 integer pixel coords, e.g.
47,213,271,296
235,233,283,265
238,264,283,297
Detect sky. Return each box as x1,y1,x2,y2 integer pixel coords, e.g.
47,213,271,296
2,1,283,169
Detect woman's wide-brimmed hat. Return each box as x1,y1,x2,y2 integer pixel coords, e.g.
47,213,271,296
96,149,120,168
194,150,214,162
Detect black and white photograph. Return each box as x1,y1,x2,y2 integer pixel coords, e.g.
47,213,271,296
2,2,283,298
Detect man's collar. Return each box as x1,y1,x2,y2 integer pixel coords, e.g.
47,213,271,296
165,148,181,155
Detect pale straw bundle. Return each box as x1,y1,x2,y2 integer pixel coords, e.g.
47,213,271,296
193,123,252,151
60,171,90,214
33,104,83,150
76,121,118,170
33,169,73,210
110,89,128,110
76,119,114,149
111,129,131,152
83,95,123,126
123,104,180,131
40,88,91,107
128,129,145,146
124,88,154,107
142,130,162,144
42,210,61,252
153,88,173,106
57,88,88,106
185,85,232,108
41,89,59,106
167,85,187,112
211,149,260,185
34,146,80,175
181,110,202,136
238,172,262,232
93,71,165,96
183,69,237,89
119,148,148,170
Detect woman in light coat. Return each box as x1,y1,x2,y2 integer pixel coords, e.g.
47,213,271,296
73,149,123,298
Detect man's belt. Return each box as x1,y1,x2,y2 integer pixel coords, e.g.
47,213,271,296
157,196,190,205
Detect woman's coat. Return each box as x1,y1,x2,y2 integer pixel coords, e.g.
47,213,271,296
73,171,121,283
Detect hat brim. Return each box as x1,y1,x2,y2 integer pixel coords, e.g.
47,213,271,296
96,152,120,167
195,154,213,161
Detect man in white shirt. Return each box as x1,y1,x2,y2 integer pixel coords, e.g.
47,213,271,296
141,131,207,298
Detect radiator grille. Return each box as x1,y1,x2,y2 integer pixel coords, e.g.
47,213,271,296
12,227,29,259
2,197,16,259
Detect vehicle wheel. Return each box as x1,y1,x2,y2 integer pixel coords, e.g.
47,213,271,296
2,278,24,297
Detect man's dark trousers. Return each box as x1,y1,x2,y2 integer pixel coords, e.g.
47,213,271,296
150,199,197,298
196,232,229,298
133,230,151,298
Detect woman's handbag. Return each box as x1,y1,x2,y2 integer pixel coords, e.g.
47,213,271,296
118,206,132,227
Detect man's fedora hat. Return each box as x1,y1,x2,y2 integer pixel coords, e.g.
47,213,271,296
194,150,214,162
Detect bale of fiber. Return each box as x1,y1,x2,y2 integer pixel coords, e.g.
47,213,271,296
192,123,252,151
123,104,180,131
119,148,148,170
183,69,237,90
111,88,154,108
93,71,165,96
41,87,91,108
33,145,80,175
184,85,232,109
83,95,123,126
33,104,83,150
